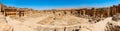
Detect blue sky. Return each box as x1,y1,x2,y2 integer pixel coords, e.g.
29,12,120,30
0,0,120,10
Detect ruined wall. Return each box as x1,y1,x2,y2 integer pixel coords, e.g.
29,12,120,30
0,4,120,18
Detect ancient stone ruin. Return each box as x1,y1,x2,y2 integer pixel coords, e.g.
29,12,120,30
0,4,120,17
0,3,120,31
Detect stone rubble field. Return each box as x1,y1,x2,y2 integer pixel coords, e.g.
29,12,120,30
0,13,120,31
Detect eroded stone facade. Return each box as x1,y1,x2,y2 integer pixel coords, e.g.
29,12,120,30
0,3,120,18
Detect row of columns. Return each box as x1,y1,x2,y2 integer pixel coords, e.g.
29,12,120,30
2,8,25,17
0,4,120,17
37,7,119,17
2,6,120,17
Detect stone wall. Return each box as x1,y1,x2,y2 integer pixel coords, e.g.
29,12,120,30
0,3,120,18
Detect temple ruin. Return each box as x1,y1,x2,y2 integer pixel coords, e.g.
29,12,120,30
0,3,120,18
0,3,120,31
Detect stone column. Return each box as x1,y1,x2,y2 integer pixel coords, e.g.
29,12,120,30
116,6,119,14
0,4,1,12
113,6,117,15
107,8,110,17
80,10,82,15
93,9,96,17
117,6,120,13
4,9,6,16
111,7,113,15
83,10,86,16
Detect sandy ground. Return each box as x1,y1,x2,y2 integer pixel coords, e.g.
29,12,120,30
0,13,12,31
5,14,120,31
0,13,120,31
